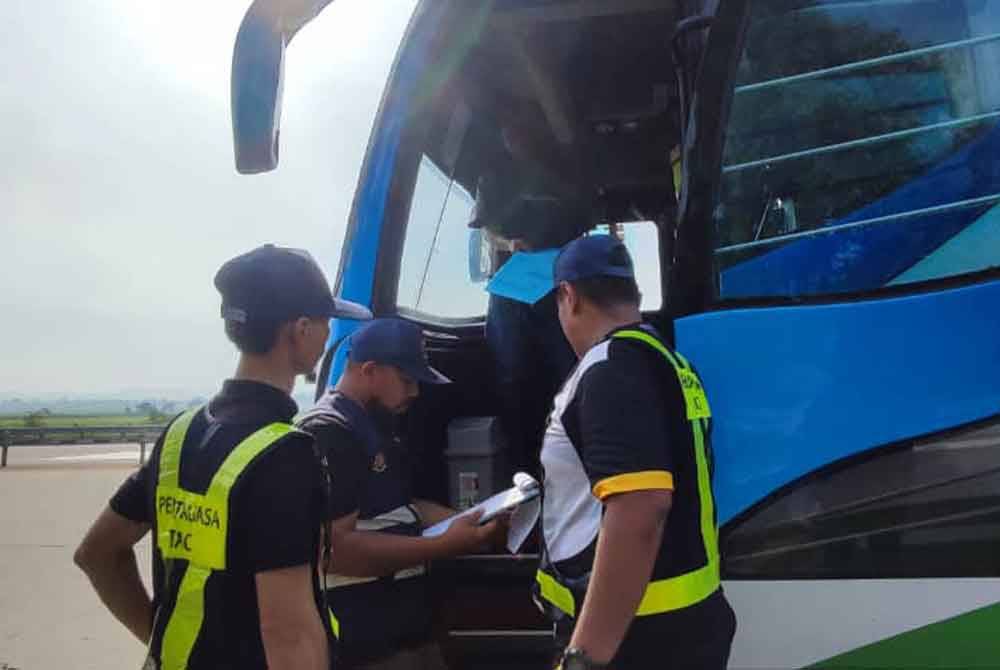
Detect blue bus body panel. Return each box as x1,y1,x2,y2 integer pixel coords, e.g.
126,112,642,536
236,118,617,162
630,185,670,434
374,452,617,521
676,279,1000,524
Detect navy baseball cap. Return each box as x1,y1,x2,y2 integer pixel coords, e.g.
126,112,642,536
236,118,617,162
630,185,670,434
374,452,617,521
215,244,372,324
347,319,452,384
552,234,635,287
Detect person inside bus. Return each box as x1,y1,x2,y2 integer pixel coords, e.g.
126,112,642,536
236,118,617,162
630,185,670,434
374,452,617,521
471,161,579,476
296,318,505,670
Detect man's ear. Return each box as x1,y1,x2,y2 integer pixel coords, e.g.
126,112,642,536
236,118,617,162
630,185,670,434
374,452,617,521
562,282,583,315
292,316,311,335
359,361,378,378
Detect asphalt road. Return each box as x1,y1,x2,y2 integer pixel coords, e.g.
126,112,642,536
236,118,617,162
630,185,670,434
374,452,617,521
0,446,151,670
2,443,147,469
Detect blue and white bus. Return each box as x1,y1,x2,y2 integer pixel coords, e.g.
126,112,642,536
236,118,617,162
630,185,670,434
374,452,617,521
231,1,1000,667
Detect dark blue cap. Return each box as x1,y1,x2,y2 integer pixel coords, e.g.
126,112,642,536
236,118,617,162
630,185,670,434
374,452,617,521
347,319,451,384
553,235,635,285
215,245,372,324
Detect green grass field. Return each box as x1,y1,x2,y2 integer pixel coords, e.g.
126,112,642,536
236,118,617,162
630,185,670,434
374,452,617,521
0,414,157,429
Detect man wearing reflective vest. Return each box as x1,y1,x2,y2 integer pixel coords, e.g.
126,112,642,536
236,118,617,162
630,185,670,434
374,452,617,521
532,235,736,669
74,245,367,669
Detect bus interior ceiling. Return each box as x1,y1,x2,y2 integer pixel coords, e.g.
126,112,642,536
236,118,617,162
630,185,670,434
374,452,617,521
426,0,685,234
403,0,689,506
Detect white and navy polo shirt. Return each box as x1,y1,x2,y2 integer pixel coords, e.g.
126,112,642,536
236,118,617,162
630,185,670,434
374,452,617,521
540,324,713,582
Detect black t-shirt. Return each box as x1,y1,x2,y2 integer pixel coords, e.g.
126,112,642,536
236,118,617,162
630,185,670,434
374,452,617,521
567,330,709,580
297,392,431,665
110,380,330,670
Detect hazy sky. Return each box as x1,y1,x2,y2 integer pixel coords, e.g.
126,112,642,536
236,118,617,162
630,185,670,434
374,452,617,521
1,0,417,395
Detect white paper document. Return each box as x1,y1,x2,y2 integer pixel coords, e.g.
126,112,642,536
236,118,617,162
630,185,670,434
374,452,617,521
505,496,541,553
422,472,541,553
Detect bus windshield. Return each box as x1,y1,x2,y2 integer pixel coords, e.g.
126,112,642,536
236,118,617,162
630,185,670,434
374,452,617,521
388,1,679,323
713,0,1000,300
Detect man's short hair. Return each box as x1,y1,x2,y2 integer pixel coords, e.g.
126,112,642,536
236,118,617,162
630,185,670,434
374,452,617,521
224,318,285,355
569,275,641,310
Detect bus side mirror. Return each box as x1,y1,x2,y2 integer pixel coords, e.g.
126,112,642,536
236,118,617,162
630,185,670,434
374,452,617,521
231,0,335,174
468,229,491,283
232,8,284,174
754,196,799,241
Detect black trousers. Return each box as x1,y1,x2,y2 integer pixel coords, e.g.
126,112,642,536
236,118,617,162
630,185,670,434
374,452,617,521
554,590,737,670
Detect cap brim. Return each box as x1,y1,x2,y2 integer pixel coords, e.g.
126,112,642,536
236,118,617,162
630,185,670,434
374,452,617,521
326,297,373,320
400,360,453,385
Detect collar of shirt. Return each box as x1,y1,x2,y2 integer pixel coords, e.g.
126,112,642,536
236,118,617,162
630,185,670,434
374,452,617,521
317,390,382,455
596,321,660,348
207,379,298,424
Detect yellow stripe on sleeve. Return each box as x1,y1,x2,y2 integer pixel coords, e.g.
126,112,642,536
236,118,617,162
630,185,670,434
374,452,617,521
592,470,675,500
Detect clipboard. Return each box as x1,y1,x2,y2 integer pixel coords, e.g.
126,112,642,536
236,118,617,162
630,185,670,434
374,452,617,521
422,473,541,537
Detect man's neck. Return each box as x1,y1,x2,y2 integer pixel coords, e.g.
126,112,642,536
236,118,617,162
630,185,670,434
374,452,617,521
334,373,372,410
234,355,296,395
582,308,642,354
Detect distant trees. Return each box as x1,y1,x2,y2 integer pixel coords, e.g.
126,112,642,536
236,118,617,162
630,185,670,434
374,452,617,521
23,408,51,427
136,401,167,424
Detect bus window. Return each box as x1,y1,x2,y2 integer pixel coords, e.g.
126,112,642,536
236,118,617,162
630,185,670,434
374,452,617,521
724,418,1000,579
396,155,485,321
597,222,663,311
714,0,1000,300
623,223,662,311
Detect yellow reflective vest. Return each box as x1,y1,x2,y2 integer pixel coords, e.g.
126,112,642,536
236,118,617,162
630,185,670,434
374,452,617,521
535,329,721,617
150,408,336,669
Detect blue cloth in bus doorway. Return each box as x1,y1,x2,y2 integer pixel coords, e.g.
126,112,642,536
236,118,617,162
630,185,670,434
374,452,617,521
485,249,561,304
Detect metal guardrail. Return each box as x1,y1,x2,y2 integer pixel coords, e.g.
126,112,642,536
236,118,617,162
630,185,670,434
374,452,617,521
0,425,166,467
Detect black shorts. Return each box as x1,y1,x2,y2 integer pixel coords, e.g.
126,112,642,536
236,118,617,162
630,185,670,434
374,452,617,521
555,589,737,670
